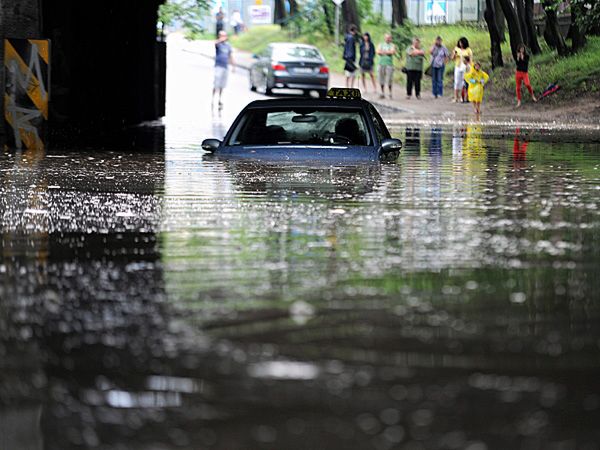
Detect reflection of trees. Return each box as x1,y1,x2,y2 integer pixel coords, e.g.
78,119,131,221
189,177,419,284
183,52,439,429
162,159,384,312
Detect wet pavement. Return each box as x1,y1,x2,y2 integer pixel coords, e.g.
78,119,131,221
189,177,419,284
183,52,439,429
1,36,600,450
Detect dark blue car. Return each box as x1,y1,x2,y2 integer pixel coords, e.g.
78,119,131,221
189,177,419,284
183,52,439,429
202,89,402,163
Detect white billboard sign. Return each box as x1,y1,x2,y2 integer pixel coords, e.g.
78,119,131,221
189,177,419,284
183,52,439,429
248,5,272,24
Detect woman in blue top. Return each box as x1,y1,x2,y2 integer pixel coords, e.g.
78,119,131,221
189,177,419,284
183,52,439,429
359,32,377,93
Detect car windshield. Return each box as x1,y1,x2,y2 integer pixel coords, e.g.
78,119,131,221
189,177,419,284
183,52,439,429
272,46,322,60
227,108,371,146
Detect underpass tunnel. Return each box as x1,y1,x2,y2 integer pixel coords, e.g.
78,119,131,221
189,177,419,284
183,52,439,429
42,0,166,133
1,0,167,145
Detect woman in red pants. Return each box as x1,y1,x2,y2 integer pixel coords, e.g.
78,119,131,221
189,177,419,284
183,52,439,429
515,44,537,107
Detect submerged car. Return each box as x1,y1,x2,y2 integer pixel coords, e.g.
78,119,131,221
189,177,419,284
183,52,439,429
249,42,329,98
202,88,402,163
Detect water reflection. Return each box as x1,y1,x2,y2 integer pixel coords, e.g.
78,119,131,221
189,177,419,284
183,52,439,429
1,126,600,449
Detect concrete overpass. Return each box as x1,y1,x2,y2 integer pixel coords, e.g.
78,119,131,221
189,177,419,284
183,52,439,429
1,0,166,146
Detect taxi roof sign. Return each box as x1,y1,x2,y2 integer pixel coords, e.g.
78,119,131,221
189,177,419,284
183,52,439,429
327,87,362,99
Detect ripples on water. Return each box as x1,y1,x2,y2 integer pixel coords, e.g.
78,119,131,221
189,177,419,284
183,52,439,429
1,126,600,449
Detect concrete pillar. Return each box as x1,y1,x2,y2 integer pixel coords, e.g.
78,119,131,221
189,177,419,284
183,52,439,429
0,0,43,139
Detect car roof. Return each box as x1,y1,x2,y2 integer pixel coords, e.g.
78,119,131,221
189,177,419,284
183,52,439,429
269,42,319,50
242,97,372,110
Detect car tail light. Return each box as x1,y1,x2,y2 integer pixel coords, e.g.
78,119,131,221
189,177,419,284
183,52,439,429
272,64,286,71
319,66,329,74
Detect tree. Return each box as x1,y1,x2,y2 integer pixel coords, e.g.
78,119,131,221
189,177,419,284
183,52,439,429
568,1,586,52
391,0,407,27
288,0,299,16
496,0,525,60
494,0,506,43
542,0,568,56
321,0,335,35
523,0,541,54
158,0,210,37
341,0,361,31
274,0,287,24
484,0,504,68
571,0,600,35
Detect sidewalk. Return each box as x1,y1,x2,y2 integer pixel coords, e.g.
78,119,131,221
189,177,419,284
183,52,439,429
180,34,600,128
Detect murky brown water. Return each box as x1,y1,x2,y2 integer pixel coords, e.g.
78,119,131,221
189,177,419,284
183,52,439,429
1,125,600,450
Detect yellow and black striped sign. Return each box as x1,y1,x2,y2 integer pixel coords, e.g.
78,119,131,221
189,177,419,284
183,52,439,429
4,38,50,150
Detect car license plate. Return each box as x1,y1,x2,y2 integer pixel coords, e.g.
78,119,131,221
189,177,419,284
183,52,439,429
294,67,313,74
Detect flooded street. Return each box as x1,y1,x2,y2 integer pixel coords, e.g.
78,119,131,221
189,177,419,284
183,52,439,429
2,36,600,450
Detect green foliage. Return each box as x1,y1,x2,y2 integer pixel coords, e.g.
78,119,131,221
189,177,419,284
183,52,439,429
158,0,209,36
391,20,415,51
570,0,600,34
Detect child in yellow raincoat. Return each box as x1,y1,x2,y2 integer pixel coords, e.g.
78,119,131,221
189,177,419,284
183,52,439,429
464,62,489,115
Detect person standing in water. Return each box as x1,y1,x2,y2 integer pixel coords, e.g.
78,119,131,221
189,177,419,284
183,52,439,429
464,61,489,115
212,30,234,110
515,44,537,107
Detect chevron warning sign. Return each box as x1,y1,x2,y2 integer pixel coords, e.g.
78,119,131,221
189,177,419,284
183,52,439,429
4,39,50,150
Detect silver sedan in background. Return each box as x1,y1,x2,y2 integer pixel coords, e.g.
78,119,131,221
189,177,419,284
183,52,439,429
249,43,329,98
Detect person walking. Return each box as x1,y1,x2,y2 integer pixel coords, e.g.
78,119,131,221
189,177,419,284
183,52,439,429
451,37,473,102
515,44,537,107
464,61,489,115
212,30,234,110
343,25,358,88
405,37,425,99
230,9,244,35
215,7,225,38
377,33,397,99
359,32,377,93
429,36,450,98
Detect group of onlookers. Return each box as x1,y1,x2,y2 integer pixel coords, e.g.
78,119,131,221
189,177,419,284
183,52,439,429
343,25,398,99
343,25,538,114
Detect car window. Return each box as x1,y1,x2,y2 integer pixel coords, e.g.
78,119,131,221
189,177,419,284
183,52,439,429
228,108,371,146
272,46,322,60
369,105,390,142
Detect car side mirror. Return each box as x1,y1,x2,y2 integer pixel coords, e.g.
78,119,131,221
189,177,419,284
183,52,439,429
380,138,402,153
201,138,221,153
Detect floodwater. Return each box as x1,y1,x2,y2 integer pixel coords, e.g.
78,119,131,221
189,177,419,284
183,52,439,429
1,124,600,450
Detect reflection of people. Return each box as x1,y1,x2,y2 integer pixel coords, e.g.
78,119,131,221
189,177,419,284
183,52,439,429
463,125,484,159
343,25,358,88
429,36,450,98
451,37,473,103
513,128,528,161
230,9,244,35
452,126,464,159
215,7,225,38
359,32,377,93
404,127,421,152
464,62,489,115
429,127,443,153
212,31,234,110
377,33,396,99
405,37,425,99
515,44,537,108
